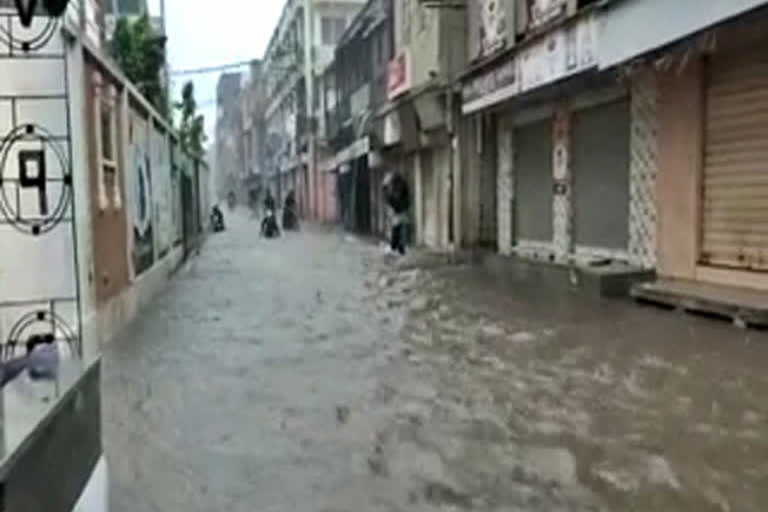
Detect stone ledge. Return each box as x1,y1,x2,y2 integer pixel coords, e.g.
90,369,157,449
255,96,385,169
479,252,654,298
632,278,768,328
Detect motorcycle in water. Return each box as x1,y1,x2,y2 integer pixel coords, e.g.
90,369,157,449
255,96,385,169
211,206,226,233
261,209,280,238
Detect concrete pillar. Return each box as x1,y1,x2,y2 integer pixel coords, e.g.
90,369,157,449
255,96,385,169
439,145,451,248
552,105,572,261
496,121,514,255
628,69,660,270
413,152,423,246
451,134,462,249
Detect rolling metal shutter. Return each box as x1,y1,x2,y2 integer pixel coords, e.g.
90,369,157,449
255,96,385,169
702,51,768,270
514,119,554,242
572,99,631,251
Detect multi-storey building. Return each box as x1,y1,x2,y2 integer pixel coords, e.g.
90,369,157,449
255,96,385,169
262,0,366,213
239,60,267,205
367,0,467,250
320,0,394,232
215,72,244,202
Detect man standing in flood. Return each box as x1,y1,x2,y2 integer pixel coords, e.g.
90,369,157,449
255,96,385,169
383,171,410,255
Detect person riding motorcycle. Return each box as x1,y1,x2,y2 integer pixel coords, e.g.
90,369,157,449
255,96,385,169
211,205,225,232
264,190,276,213
261,209,280,238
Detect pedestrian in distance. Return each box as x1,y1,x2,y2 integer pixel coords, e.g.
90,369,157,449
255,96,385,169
264,189,276,214
383,171,410,256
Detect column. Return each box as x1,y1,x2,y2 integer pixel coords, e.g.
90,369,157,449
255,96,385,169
496,121,514,255
552,105,572,261
629,69,659,270
413,152,423,246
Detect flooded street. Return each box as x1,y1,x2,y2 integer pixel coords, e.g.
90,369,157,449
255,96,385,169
103,213,768,512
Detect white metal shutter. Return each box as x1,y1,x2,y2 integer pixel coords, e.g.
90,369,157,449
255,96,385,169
702,51,768,270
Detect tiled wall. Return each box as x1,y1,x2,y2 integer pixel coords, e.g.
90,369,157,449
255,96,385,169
628,70,659,269
551,105,572,261
496,122,514,255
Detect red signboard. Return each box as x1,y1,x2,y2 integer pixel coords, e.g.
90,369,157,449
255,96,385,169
387,51,410,100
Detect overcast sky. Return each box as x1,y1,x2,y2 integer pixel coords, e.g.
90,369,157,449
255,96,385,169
146,0,285,141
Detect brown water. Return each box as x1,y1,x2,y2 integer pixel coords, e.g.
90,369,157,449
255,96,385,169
103,214,768,511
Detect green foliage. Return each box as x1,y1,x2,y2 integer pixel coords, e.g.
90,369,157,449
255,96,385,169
110,15,168,117
175,81,206,155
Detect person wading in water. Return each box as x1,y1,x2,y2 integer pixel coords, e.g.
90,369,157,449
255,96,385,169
383,171,410,255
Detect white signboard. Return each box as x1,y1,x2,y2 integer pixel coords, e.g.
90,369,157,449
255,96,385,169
463,14,598,113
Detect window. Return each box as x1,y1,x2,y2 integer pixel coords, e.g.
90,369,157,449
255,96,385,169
321,17,346,45
93,71,121,211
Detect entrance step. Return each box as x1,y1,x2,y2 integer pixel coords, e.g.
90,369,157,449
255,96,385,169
631,278,768,328
480,253,654,298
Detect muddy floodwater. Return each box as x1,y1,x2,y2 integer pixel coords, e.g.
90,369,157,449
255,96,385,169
103,213,768,511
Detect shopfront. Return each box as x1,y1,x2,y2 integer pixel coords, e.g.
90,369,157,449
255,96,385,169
700,48,768,272
651,10,768,292
462,13,641,264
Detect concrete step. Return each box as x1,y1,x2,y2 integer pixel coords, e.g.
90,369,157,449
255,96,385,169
480,253,653,298
631,278,768,328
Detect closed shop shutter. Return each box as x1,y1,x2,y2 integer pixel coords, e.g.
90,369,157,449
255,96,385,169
514,118,553,243
702,51,768,270
572,99,631,250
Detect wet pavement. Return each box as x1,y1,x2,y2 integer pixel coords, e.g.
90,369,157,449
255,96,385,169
103,212,768,512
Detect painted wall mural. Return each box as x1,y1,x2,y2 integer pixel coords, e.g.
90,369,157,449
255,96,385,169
150,125,171,257
0,12,82,369
128,110,154,275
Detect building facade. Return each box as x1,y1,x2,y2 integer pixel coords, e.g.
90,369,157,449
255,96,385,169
461,0,637,266
598,1,768,299
457,0,768,309
321,0,394,233
262,0,366,216
0,1,210,510
370,0,467,249
215,72,244,202
239,61,268,208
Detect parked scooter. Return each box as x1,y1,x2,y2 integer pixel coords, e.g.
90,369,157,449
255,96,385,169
261,209,280,238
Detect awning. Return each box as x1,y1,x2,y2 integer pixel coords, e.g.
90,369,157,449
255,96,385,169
598,0,768,68
461,14,599,114
320,137,370,172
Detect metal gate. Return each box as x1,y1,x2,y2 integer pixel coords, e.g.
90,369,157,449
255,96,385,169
701,50,768,270
0,10,82,375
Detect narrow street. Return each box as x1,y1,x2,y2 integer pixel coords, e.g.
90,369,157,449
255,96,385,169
104,213,768,512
